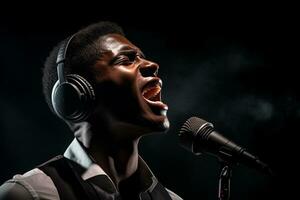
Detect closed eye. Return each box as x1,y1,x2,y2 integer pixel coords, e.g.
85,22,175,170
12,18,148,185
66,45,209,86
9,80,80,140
113,51,137,65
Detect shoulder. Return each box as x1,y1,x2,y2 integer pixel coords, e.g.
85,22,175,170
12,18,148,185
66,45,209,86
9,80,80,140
0,181,33,200
0,168,59,200
166,188,184,200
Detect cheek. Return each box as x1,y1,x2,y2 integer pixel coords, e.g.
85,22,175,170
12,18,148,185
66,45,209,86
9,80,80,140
94,68,141,113
95,66,138,89
111,66,138,87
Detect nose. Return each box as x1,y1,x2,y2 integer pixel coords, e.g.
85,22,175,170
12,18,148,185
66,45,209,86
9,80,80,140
139,59,159,77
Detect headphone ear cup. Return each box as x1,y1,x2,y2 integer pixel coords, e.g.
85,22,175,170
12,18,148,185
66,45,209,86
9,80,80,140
51,74,95,122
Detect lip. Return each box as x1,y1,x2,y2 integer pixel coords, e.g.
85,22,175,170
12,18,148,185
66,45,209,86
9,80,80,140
140,77,168,111
143,96,168,110
141,77,162,93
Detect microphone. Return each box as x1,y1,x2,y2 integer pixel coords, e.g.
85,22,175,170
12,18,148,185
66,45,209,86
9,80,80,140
178,117,272,175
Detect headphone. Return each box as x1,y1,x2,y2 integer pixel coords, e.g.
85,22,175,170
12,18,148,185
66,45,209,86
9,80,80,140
51,35,96,122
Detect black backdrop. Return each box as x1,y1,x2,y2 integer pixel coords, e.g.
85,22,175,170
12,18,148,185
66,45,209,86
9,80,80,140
0,5,298,200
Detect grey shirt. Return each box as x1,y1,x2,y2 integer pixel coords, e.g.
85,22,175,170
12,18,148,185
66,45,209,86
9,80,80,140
0,138,182,200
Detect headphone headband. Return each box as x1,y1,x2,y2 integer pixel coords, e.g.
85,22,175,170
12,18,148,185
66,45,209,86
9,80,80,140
56,34,76,64
56,34,76,83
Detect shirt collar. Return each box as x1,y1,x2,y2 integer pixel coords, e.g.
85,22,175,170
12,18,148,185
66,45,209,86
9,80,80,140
63,138,108,180
63,138,157,193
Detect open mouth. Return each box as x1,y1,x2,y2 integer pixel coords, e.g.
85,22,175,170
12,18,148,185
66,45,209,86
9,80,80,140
142,81,161,102
141,79,168,112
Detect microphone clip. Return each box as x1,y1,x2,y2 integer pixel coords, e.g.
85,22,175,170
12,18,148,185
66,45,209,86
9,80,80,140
218,162,232,200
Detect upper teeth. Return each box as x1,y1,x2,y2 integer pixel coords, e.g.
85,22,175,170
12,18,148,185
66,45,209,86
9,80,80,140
142,86,161,99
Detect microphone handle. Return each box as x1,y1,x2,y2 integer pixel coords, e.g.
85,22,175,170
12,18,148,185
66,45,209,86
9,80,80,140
197,131,273,175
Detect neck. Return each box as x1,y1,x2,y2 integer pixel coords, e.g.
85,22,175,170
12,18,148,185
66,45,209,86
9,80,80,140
72,121,141,188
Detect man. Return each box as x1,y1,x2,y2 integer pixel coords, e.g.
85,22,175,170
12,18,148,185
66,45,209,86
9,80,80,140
0,21,182,199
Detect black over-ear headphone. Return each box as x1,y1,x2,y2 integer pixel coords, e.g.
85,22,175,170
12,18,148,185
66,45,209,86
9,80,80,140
51,35,96,122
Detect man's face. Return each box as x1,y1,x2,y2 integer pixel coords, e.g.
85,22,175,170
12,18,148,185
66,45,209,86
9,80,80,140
90,34,169,134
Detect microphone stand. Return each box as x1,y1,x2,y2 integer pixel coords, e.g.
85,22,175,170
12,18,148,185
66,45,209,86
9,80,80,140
218,162,232,200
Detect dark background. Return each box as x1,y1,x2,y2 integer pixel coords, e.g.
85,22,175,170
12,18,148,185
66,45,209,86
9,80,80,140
0,5,298,200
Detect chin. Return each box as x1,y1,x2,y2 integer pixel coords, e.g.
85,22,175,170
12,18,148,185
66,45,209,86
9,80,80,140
139,111,170,134
154,115,170,132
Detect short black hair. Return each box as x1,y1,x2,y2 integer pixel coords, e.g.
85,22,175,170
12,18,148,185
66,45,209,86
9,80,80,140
42,21,124,114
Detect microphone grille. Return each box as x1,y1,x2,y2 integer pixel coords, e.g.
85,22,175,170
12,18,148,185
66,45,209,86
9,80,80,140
180,117,208,136
179,117,211,154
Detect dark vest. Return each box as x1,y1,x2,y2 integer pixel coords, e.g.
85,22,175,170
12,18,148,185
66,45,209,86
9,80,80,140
38,155,172,200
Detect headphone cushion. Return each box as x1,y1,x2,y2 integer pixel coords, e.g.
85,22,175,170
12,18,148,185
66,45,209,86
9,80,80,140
51,74,95,122
69,74,95,101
